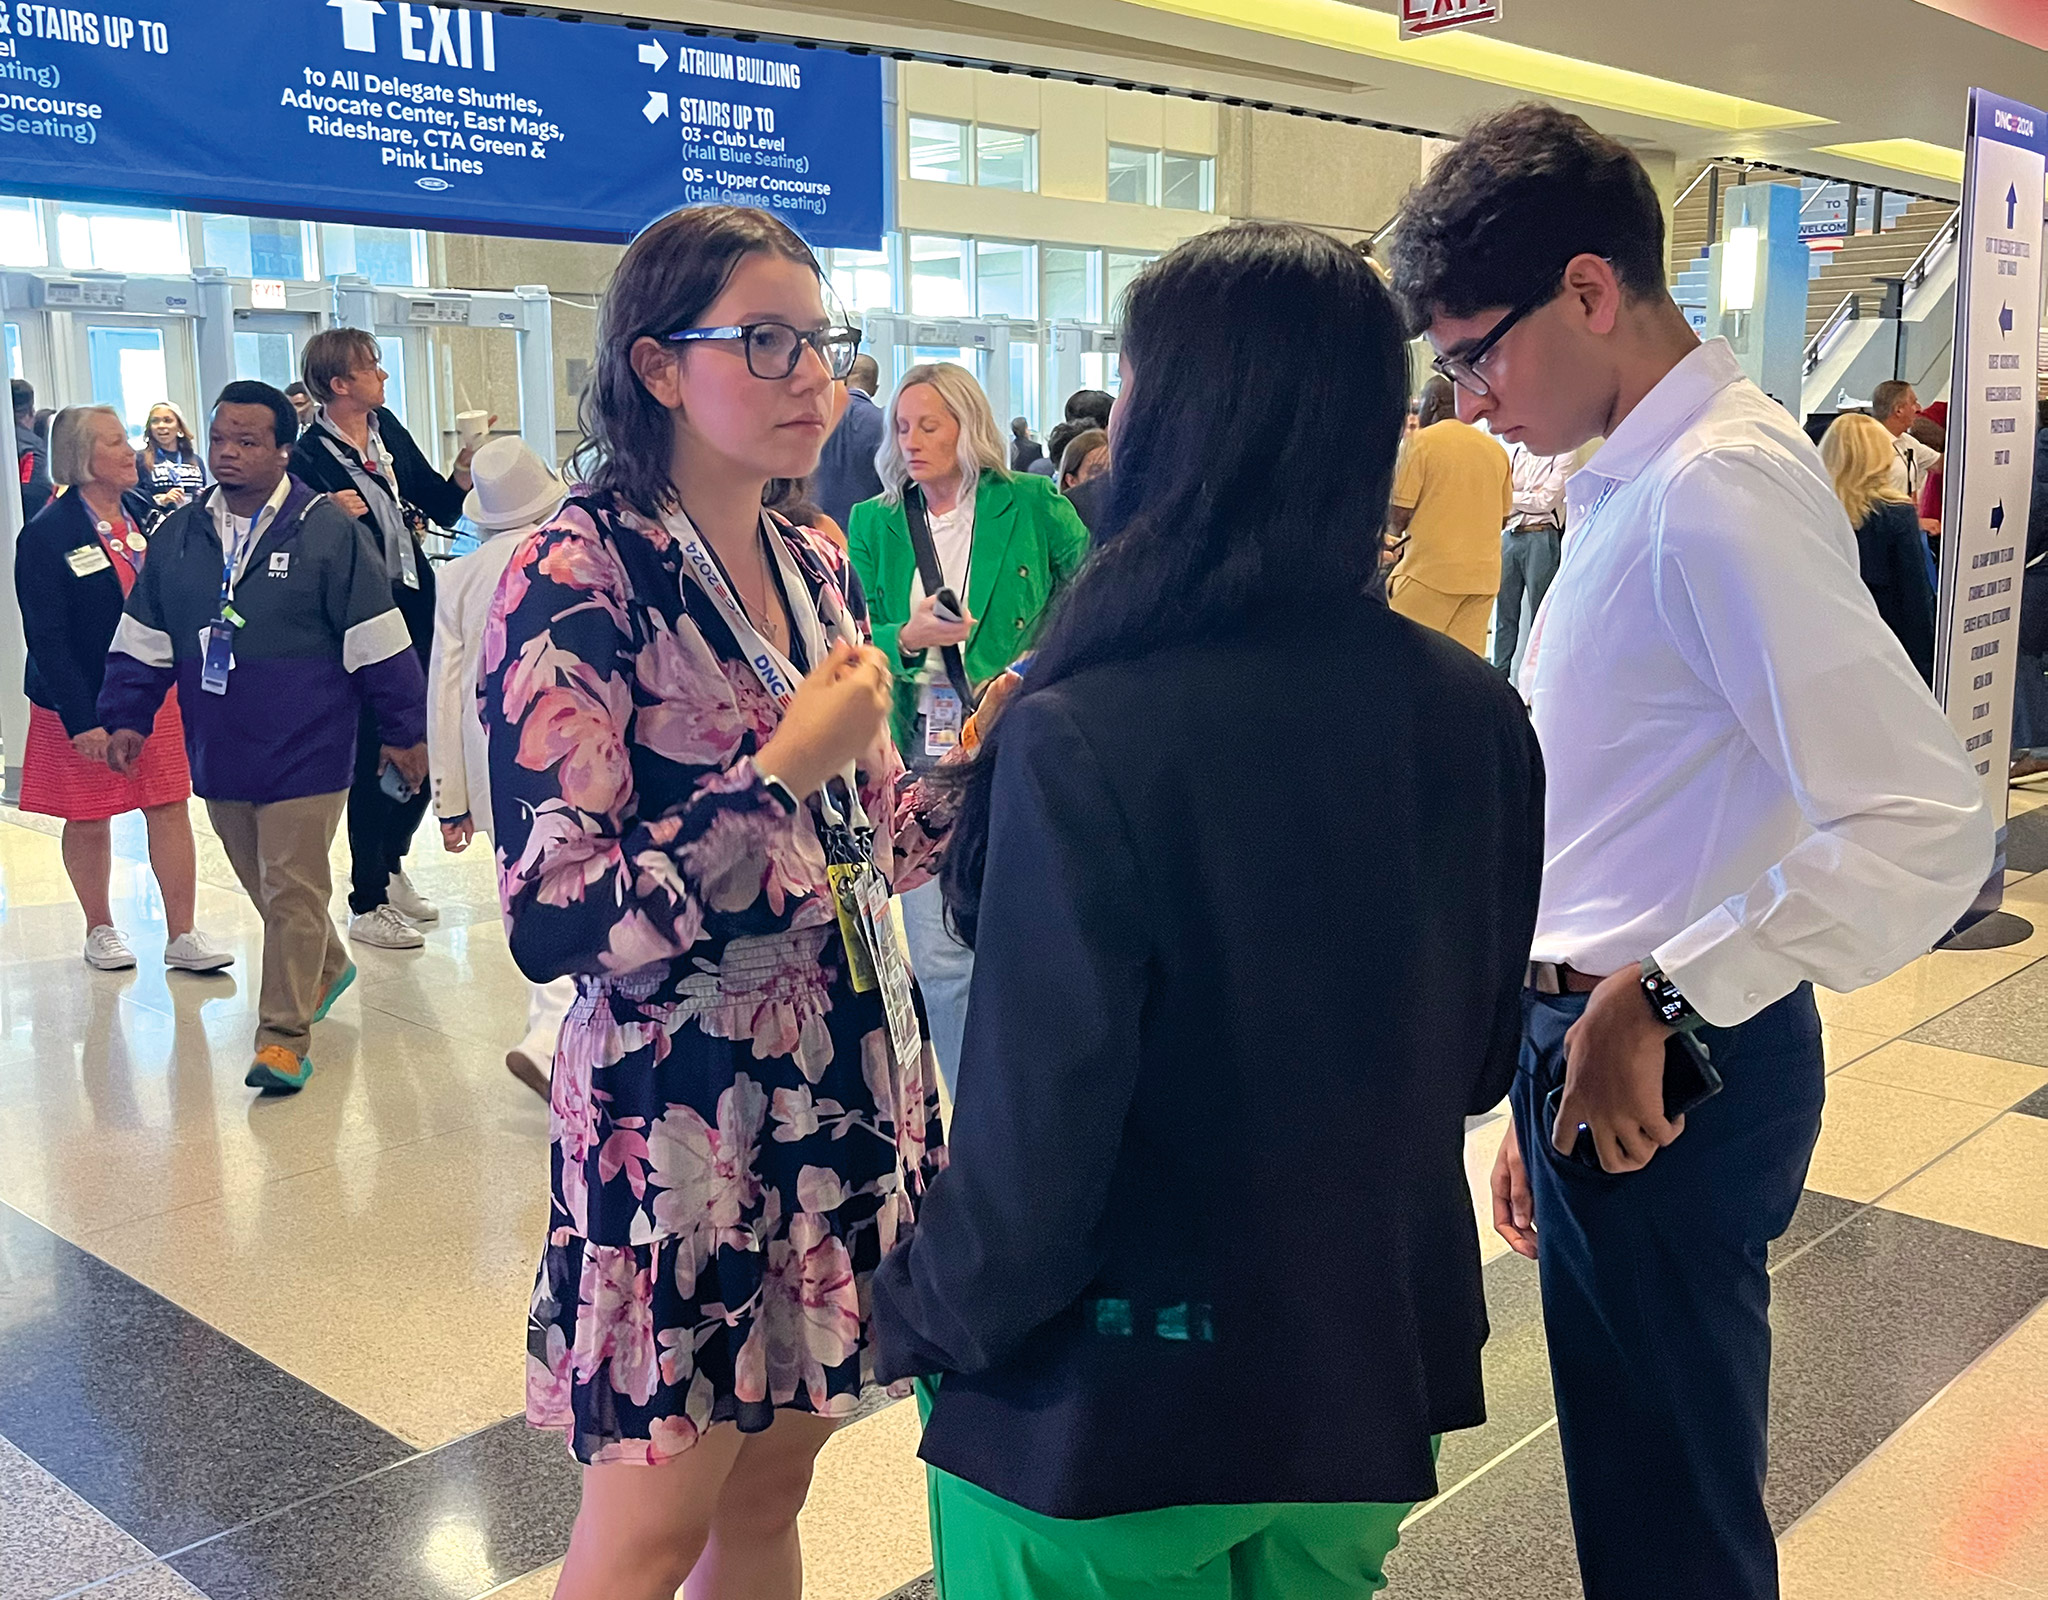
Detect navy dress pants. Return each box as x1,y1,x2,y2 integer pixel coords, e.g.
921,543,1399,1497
1511,984,1825,1600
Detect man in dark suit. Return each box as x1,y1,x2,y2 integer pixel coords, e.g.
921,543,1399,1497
814,353,885,529
13,379,51,524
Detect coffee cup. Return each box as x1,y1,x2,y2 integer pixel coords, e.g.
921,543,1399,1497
456,410,489,448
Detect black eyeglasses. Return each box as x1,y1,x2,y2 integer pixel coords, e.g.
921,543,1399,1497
665,320,862,380
1431,283,1559,397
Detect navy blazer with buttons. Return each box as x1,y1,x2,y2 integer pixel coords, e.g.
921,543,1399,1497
15,489,130,738
871,600,1547,1519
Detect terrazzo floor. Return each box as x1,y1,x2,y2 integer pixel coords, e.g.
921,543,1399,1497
2,790,2044,1599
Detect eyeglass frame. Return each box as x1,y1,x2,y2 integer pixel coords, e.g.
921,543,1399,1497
663,320,863,381
1430,278,1565,397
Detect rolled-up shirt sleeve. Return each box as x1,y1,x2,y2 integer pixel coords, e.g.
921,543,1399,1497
1647,450,1994,1025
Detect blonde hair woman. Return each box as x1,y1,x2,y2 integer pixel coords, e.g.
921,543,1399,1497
847,363,1088,1090
1821,410,1936,682
14,406,227,974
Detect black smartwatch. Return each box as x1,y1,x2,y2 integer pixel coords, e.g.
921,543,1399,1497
1640,955,1705,1034
760,774,802,816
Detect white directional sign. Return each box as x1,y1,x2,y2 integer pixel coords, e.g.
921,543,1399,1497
1934,88,2047,910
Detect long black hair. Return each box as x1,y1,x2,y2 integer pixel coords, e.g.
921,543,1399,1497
939,221,1410,945
571,205,825,520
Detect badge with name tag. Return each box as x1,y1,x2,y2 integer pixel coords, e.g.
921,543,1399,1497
267,551,290,577
827,860,881,994
200,619,236,695
64,544,112,577
854,868,923,1073
923,684,963,758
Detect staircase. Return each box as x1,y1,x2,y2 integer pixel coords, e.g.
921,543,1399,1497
1668,165,1957,348
1802,198,1957,343
1669,162,1741,331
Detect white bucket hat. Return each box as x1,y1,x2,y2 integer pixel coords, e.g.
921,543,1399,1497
463,436,568,532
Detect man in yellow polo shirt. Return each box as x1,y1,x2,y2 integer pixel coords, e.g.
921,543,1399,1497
1387,375,1514,654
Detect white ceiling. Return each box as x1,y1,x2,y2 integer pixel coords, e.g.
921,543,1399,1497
545,0,2048,195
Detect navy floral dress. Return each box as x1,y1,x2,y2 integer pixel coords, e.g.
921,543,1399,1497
483,491,948,1465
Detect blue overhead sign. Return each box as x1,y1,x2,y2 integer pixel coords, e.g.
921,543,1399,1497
0,1,886,248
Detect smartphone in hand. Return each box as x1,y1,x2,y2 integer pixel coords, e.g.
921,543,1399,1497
1545,1032,1723,1172
933,587,964,626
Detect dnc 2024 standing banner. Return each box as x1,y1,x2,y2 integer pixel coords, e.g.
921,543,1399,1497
1933,87,2046,920
0,1,885,248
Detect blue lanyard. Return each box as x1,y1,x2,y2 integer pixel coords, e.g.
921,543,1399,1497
219,511,257,616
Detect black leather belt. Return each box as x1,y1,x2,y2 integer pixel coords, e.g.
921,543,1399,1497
1527,960,1606,995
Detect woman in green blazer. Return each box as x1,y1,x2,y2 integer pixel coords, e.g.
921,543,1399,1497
848,363,1089,762
848,361,1089,1091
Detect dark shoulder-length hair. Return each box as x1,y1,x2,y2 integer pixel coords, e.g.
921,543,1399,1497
939,221,1409,945
570,205,826,521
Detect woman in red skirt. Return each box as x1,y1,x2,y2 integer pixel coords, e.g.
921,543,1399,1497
15,405,229,974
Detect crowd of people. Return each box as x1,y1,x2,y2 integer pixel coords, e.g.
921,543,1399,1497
1,94,2036,1600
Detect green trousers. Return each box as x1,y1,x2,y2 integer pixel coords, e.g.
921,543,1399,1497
918,1386,1428,1599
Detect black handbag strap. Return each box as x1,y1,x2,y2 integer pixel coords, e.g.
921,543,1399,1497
902,482,977,708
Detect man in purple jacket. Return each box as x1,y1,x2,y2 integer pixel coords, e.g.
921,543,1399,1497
100,381,426,1094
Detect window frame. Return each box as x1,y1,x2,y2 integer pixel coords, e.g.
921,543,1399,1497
973,124,1038,193
1161,151,1215,213
1106,144,1161,207
907,115,971,186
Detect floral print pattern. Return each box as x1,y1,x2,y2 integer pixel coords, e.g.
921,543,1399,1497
485,492,949,1464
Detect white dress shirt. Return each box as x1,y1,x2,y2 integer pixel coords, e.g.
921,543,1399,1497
1525,338,1992,1026
207,474,293,580
1507,442,1573,528
1890,433,1941,499
909,490,975,689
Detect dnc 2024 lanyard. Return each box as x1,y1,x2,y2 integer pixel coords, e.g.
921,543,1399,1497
664,507,871,844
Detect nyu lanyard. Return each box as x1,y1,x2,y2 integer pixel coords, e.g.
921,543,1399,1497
666,508,871,841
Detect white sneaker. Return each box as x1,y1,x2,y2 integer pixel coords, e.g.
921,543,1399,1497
349,905,425,950
165,930,234,973
387,871,439,923
506,1033,553,1099
83,925,136,971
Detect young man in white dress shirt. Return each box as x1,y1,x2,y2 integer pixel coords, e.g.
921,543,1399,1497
1390,104,1994,1600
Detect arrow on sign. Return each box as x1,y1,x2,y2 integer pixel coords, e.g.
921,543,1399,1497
638,38,667,70
643,90,669,123
1992,499,2006,532
2008,183,2020,229
2001,302,2015,335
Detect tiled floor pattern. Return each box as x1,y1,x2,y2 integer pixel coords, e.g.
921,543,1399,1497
1,794,2045,1598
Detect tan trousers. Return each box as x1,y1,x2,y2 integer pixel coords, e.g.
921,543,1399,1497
1389,574,1496,657
207,791,351,1056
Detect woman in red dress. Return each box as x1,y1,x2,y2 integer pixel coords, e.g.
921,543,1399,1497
14,405,229,974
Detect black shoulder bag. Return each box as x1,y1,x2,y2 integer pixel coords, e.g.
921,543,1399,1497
902,482,978,709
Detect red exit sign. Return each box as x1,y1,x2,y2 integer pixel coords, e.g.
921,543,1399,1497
1401,0,1504,39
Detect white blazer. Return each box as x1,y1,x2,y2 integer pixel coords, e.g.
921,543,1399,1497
427,524,540,839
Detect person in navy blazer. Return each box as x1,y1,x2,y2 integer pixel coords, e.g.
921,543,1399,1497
870,226,1544,1591
14,404,223,976
812,351,885,529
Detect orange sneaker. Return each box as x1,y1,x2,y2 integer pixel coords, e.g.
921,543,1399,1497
245,1045,311,1094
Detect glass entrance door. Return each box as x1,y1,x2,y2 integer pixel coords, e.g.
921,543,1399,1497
71,316,198,444
232,311,321,390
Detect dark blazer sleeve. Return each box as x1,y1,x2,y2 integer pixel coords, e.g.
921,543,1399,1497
16,504,116,737
1470,712,1547,1116
380,408,467,529
870,690,1151,1381
1891,503,1936,683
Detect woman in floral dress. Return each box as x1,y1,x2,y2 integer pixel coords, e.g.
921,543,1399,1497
484,206,947,1600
